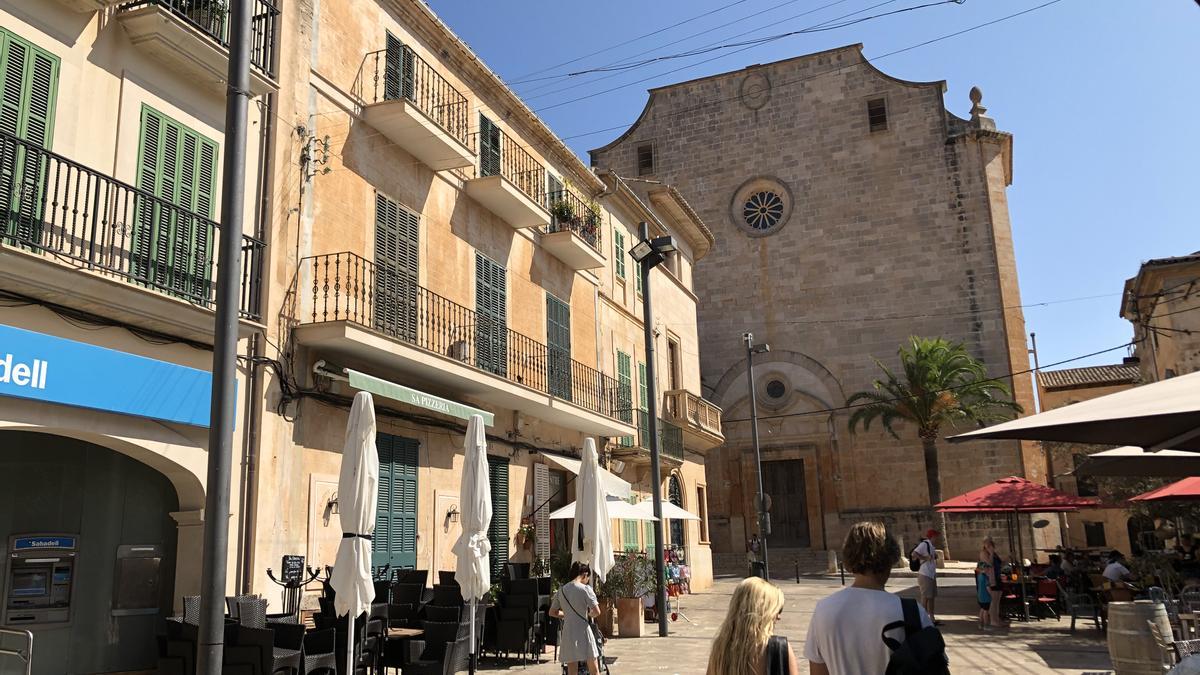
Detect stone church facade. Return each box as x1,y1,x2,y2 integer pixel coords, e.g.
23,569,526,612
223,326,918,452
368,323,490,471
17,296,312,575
591,44,1043,568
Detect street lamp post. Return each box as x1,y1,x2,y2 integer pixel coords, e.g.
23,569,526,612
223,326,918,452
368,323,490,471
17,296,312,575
629,222,676,638
744,333,770,580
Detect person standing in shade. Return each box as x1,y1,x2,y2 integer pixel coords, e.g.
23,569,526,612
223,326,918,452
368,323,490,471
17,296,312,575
913,528,941,625
983,536,1008,627
549,562,601,675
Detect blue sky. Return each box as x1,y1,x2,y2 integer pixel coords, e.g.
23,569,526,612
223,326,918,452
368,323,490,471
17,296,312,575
428,0,1198,373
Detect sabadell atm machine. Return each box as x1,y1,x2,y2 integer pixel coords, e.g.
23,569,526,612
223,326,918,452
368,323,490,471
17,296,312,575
2,534,78,627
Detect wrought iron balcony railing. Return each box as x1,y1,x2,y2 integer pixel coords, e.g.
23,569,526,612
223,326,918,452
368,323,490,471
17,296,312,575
359,44,470,147
632,409,684,462
0,129,264,320
302,251,626,421
545,188,601,252
663,389,723,438
118,0,280,78
471,130,546,207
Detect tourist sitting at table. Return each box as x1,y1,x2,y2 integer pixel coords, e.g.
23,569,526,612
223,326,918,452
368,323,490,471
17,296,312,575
1044,554,1065,580
1177,534,1198,563
1104,551,1133,584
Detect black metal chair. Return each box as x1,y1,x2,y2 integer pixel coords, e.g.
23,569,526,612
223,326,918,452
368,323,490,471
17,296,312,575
394,569,429,587
423,605,460,623
401,620,461,675
505,563,531,580
437,571,457,586
303,627,338,675
495,605,537,666
227,594,260,619
182,595,202,625
389,602,422,629
267,619,305,675
431,585,462,606
239,598,269,629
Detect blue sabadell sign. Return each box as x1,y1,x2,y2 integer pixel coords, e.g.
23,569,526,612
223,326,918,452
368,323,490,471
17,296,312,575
0,323,214,427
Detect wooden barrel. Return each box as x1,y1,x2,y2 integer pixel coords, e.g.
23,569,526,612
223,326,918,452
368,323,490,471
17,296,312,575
1107,600,1172,675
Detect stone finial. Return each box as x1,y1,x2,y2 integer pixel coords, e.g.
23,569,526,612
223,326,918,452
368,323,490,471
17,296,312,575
969,85,995,131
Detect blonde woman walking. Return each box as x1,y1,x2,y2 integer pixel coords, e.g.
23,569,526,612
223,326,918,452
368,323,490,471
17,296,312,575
707,577,798,675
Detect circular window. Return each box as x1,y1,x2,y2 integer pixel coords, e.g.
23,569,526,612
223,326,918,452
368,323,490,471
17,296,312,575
743,191,785,231
765,379,787,399
730,176,793,237
740,72,771,110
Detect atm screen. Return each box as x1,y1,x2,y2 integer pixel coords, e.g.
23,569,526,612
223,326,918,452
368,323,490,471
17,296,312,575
11,570,49,597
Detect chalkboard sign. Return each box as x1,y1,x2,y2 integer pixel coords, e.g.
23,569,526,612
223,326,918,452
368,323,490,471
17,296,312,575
281,555,305,584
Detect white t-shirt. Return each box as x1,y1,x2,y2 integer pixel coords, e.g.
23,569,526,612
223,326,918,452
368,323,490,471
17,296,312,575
804,587,933,675
1104,561,1131,582
916,540,937,579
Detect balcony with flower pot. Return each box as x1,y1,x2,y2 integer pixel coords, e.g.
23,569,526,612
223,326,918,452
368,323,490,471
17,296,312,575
541,189,604,271
116,0,280,97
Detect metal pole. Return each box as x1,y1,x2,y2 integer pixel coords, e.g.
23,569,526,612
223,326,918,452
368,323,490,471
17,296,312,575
639,222,670,638
745,334,769,580
196,0,251,671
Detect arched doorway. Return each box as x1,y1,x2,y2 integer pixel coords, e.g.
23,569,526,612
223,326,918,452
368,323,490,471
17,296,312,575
668,474,685,550
0,430,179,674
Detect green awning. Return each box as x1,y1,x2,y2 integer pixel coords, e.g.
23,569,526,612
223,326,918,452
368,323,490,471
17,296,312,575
346,369,495,426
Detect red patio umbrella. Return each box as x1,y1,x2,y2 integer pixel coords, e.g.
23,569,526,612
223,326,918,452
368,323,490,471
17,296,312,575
1130,477,1200,502
936,476,1100,621
935,476,1101,512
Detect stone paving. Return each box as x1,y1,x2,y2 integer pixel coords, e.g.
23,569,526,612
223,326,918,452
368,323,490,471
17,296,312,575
478,574,1114,674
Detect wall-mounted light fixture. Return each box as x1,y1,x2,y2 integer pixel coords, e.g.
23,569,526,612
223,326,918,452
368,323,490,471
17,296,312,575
326,494,339,516
446,505,460,524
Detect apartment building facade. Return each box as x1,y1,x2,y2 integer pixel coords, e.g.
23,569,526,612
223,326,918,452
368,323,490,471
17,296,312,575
1122,252,1200,382
247,0,721,607
0,0,276,672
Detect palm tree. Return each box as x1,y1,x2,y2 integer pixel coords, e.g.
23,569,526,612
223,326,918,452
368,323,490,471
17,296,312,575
846,336,1023,557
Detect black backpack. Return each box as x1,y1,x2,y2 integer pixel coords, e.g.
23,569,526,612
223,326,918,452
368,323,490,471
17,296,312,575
908,540,925,573
882,598,950,675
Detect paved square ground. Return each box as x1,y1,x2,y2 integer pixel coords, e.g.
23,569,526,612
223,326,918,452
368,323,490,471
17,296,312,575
478,574,1113,674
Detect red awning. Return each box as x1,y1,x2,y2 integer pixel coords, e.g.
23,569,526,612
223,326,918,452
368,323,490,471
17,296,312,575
1130,477,1200,502
935,476,1101,513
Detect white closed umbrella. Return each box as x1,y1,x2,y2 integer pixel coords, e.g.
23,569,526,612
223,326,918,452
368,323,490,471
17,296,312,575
573,438,615,581
636,500,701,521
452,414,491,674
330,391,379,675
549,496,659,521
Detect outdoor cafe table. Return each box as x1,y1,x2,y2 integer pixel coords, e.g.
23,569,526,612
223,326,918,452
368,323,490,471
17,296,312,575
388,627,424,639
1000,580,1038,621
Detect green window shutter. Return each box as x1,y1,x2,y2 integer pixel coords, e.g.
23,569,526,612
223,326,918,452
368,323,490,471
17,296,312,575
613,229,625,279
644,520,656,552
488,455,510,579
374,192,420,341
0,29,59,244
533,463,551,560
637,361,649,448
475,252,507,376
668,474,684,549
546,173,563,210
479,114,501,177
374,433,419,570
617,351,633,445
383,32,415,101
133,105,218,301
622,520,638,552
546,293,572,400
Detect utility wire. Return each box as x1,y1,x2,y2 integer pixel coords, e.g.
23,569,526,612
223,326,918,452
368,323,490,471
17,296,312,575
721,338,1138,425
504,0,760,85
564,0,962,77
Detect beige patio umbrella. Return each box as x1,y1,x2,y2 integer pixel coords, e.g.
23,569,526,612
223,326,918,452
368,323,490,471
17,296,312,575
949,370,1200,451
1074,447,1200,477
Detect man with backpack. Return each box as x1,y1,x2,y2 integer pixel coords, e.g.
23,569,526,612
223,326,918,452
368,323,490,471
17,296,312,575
912,529,941,625
805,522,949,675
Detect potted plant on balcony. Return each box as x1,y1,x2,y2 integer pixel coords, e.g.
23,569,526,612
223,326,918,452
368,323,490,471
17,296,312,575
181,0,228,36
515,522,536,549
549,199,576,230
602,553,653,638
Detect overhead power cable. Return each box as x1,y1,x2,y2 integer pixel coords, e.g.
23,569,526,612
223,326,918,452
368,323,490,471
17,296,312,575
562,0,964,77
720,338,1139,425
